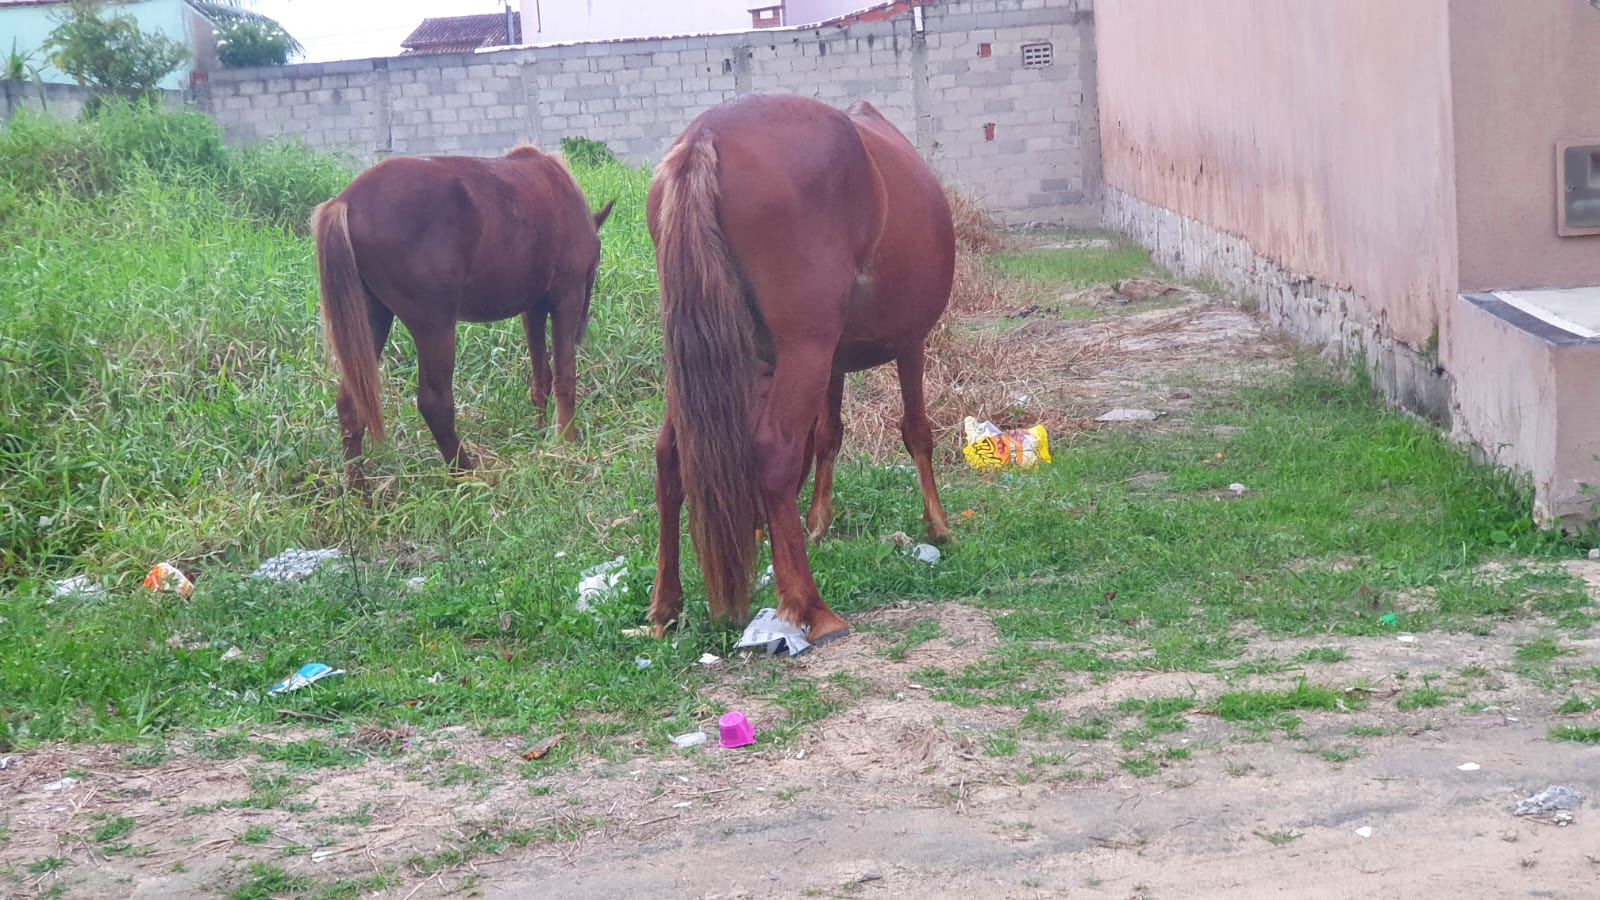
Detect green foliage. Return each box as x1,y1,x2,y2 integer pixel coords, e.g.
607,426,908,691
559,136,618,168
43,1,190,107
214,18,296,69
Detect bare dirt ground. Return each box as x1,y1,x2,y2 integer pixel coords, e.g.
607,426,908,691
6,284,1599,899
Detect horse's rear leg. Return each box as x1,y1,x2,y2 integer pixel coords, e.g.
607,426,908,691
896,343,951,543
804,371,846,541
522,309,552,428
337,301,394,487
549,302,582,442
413,327,477,473
647,415,685,638
757,351,850,644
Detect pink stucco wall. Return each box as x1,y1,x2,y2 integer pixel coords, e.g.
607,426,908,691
1451,0,1600,292
519,0,749,43
1096,0,1460,347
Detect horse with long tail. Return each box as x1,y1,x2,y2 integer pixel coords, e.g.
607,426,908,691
312,147,614,486
646,94,955,645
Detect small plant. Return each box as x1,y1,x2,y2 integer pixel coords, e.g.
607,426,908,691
1252,829,1303,846
43,1,190,110
239,824,272,844
559,136,618,168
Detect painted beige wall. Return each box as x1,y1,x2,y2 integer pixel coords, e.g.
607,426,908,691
1096,0,1459,347
1451,0,1600,291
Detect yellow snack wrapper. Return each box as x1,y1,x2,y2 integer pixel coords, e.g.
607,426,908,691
144,562,195,598
961,417,1051,470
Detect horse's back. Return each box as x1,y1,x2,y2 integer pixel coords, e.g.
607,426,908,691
334,151,599,322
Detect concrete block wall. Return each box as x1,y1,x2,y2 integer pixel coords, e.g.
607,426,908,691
198,0,1099,225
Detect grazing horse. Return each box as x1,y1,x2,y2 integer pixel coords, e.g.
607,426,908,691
646,94,955,645
312,147,614,484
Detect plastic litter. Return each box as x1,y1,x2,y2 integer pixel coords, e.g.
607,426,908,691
50,575,104,601
267,662,345,695
1588,548,1600,560
734,608,812,657
1096,408,1159,423
42,777,79,793
576,556,628,611
719,711,756,748
1379,613,1398,626
143,562,195,598
220,646,243,662
403,576,427,592
911,543,941,565
962,417,1051,470
755,564,774,592
1354,826,1374,838
1397,634,1417,643
1227,483,1247,496
670,731,707,748
698,653,722,666
251,548,343,582
634,656,652,669
1514,785,1583,821
1457,762,1480,772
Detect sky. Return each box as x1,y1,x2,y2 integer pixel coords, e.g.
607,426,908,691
250,1,511,63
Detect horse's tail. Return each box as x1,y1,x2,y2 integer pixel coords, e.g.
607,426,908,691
653,134,762,621
312,199,384,443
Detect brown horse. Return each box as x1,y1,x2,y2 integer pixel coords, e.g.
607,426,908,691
312,147,614,484
645,95,955,645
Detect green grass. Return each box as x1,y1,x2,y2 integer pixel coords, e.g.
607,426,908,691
0,105,1588,760
1549,725,1600,744
990,233,1157,288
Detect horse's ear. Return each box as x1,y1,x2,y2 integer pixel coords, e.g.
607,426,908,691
593,199,616,231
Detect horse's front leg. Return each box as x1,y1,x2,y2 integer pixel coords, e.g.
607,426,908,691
522,309,552,428
413,326,476,473
549,303,582,442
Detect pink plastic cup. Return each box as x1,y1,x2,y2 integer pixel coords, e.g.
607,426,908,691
718,711,756,748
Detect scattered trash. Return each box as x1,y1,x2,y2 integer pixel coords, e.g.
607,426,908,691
733,608,812,657
882,531,915,550
251,548,343,582
143,562,195,598
42,777,79,793
521,733,564,761
576,556,628,611
220,646,243,662
719,711,756,748
425,671,444,684
403,576,427,592
1397,635,1417,643
1379,613,1398,627
910,543,941,565
670,731,707,749
50,574,104,601
555,550,568,558
755,564,774,592
620,626,653,638
1457,762,1481,772
1096,408,1159,423
1589,548,1600,560
267,662,345,696
1354,826,1374,839
1514,785,1584,823
634,656,652,669
671,800,694,809
1227,483,1247,496
961,417,1051,470
698,653,722,667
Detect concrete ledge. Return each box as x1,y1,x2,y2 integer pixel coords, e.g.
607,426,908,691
1451,293,1600,529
